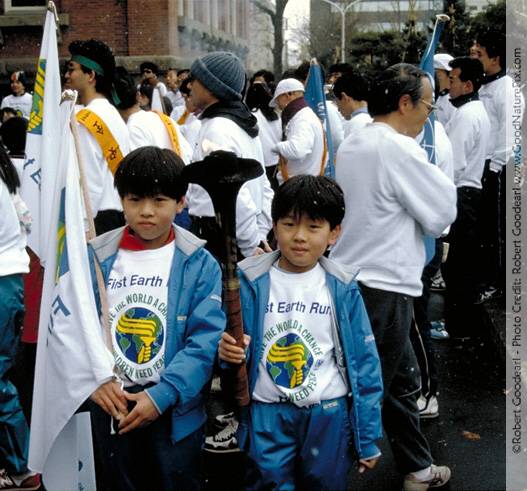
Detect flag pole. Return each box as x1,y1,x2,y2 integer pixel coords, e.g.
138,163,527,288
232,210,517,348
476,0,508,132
64,90,113,355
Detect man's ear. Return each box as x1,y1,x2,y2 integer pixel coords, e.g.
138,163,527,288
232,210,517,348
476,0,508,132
398,94,413,115
175,196,186,214
328,224,341,246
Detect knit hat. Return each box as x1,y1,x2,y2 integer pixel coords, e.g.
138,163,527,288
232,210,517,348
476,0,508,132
434,53,454,71
190,51,245,101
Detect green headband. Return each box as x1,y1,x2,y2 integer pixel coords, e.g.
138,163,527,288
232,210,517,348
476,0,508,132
71,55,105,76
70,54,121,106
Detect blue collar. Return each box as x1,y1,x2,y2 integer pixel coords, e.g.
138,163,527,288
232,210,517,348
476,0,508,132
351,107,369,118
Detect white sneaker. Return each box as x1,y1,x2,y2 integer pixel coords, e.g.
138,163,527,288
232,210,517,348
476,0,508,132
403,465,451,490
204,419,240,453
418,395,439,419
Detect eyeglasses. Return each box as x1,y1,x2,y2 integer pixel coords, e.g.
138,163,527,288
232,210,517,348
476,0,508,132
419,99,437,114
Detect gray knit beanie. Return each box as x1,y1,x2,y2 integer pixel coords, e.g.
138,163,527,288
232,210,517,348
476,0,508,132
190,51,246,101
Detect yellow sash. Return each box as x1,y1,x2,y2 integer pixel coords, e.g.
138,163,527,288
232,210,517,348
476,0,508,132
177,109,190,126
153,110,182,157
279,122,328,181
76,108,124,175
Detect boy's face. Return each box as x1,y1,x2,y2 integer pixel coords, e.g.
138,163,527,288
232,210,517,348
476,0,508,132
122,194,184,249
274,213,341,273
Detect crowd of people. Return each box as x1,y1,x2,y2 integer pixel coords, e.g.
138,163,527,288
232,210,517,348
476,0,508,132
0,23,518,491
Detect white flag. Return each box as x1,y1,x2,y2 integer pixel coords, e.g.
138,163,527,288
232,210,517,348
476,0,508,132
21,5,61,262
151,85,164,112
28,97,114,476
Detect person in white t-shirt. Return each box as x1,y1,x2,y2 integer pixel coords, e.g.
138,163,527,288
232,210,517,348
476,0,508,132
219,175,383,489
0,71,33,120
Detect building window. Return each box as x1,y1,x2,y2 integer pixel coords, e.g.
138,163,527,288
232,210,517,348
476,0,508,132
4,0,46,11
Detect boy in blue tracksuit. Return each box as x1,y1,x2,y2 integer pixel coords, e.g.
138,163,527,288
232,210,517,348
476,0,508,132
219,175,383,490
88,146,225,490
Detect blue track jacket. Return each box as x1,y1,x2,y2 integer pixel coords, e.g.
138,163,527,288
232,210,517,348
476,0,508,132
88,225,226,442
236,251,383,459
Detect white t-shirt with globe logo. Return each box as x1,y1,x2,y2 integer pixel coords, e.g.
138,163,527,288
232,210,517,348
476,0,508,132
252,262,348,407
106,242,174,386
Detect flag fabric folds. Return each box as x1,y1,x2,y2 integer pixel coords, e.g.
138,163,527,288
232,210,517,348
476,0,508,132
28,96,113,475
21,6,62,262
418,15,449,262
304,60,335,179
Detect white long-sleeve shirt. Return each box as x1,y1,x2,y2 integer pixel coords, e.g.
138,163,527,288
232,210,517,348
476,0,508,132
445,99,490,188
187,116,273,257
0,180,29,276
127,110,193,164
273,106,325,182
436,92,456,128
253,109,281,167
330,122,457,297
479,73,524,171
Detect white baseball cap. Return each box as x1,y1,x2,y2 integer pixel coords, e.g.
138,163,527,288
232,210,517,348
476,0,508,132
269,78,305,108
434,53,454,71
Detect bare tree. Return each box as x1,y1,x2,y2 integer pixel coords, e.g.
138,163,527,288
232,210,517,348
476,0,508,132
253,0,289,77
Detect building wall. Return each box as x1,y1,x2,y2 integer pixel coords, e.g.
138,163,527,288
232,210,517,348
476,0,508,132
0,0,250,87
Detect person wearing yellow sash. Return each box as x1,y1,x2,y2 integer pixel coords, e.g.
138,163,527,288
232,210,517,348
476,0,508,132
65,39,131,235
113,67,192,164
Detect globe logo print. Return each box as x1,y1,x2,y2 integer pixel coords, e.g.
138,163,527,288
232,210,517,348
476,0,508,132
115,307,163,364
266,333,313,389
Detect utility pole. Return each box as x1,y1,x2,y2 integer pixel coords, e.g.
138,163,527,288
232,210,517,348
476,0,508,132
320,0,362,63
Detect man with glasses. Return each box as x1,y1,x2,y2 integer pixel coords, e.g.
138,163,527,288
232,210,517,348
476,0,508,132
442,57,490,337
330,63,456,491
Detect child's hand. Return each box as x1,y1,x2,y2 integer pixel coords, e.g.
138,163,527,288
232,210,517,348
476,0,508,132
218,332,251,364
358,456,380,474
90,380,128,419
118,391,160,434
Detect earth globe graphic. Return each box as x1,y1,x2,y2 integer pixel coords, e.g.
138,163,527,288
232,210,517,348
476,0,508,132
115,307,163,364
266,333,313,389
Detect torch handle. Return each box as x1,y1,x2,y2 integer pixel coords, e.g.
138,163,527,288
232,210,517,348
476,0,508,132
224,284,250,406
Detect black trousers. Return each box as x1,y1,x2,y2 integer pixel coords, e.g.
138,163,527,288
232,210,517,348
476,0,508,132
88,390,204,491
411,239,443,398
478,160,506,291
359,284,432,474
443,186,482,334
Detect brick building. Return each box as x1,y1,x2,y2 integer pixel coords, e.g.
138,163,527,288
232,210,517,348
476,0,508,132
0,0,251,91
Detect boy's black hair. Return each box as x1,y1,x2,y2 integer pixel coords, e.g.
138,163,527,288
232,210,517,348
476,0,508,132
0,116,28,156
177,68,190,77
250,69,275,86
0,145,20,194
11,71,30,90
272,175,345,230
114,146,187,200
68,39,116,100
140,61,160,76
449,56,485,93
114,66,138,110
333,71,370,101
367,63,426,117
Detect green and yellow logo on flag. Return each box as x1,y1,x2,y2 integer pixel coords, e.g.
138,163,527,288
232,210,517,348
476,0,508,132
28,59,46,135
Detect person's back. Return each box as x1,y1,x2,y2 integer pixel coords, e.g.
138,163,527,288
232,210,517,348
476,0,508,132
219,175,383,489
187,51,273,258
332,122,454,296
88,146,225,490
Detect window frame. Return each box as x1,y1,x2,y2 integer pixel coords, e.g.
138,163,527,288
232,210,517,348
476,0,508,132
3,0,47,13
